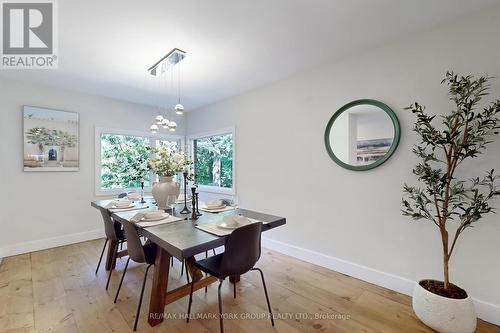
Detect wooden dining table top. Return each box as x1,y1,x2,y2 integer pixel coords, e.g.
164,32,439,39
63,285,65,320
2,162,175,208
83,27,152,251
91,198,286,260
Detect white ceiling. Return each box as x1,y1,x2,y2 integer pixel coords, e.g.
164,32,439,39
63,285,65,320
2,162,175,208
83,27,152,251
1,0,499,111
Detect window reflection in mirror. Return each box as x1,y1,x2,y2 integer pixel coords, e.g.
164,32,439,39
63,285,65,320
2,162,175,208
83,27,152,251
329,105,394,166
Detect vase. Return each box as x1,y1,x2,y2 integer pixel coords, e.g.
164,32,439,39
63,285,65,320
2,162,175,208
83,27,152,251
412,279,476,333
152,176,180,209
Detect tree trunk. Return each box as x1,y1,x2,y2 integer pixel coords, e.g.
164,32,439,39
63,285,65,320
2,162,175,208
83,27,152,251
441,227,450,289
212,156,221,186
60,146,65,162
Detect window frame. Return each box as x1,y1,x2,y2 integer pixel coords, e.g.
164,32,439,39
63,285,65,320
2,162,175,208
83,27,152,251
188,127,236,195
94,127,184,196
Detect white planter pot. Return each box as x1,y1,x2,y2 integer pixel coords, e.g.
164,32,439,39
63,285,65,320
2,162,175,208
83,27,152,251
151,176,180,209
412,280,476,333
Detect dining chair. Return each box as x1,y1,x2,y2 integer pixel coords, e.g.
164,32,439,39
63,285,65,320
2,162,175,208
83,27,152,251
186,222,274,333
113,218,158,331
179,249,216,277
95,207,127,291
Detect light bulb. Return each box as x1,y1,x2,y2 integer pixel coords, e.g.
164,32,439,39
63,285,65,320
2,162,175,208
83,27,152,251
150,124,158,133
168,121,177,131
155,115,164,125
161,119,170,129
175,104,185,115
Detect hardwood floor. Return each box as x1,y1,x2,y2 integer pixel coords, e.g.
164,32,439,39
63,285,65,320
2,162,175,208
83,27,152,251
1,239,499,333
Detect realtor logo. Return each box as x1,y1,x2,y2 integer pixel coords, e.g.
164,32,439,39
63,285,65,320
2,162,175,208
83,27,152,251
1,0,58,68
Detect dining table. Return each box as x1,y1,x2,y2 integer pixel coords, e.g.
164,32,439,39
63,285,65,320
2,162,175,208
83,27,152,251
90,197,286,327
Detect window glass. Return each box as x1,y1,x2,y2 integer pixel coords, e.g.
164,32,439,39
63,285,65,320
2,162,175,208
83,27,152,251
193,133,233,188
100,133,151,190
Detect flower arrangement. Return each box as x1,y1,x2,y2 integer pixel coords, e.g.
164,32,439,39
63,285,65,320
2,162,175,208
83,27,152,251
148,143,192,178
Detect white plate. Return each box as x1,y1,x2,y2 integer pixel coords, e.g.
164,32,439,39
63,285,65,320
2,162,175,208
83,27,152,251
204,205,227,210
112,203,135,209
216,220,240,229
140,212,170,222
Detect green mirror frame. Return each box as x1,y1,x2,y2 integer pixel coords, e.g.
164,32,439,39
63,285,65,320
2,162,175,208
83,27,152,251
324,99,401,171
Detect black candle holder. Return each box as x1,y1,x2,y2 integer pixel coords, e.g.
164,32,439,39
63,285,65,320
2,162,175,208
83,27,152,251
190,187,198,220
195,192,202,216
180,171,191,214
140,181,146,204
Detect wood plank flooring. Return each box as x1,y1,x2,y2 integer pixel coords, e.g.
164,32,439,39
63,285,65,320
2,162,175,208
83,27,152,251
0,239,499,333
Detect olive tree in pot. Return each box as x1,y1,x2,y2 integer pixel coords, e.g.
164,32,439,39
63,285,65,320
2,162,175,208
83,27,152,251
402,72,500,333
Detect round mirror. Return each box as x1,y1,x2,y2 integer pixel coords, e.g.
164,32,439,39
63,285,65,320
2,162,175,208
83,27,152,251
324,99,400,171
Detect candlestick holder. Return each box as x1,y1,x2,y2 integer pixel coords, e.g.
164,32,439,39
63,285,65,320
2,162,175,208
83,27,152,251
180,171,191,214
195,192,202,216
190,187,198,220
140,181,146,204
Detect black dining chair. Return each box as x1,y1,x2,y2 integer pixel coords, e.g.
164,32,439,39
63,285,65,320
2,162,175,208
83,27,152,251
113,218,158,331
94,207,127,291
186,222,274,333
179,249,216,281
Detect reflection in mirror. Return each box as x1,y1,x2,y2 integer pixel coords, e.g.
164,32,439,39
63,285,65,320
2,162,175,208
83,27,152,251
328,104,395,167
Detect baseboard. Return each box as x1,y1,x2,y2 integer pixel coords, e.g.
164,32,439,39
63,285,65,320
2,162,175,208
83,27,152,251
262,237,500,326
0,229,103,258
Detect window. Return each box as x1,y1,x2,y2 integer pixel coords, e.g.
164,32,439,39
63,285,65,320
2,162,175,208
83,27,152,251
100,133,151,190
191,129,235,194
95,127,182,195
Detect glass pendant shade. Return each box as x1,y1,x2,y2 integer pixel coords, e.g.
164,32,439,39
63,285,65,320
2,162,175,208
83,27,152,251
168,121,177,131
150,124,158,133
175,103,185,115
155,114,164,125
161,119,170,128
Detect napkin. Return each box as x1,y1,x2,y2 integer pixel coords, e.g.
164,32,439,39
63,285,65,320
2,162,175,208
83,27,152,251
144,211,165,219
127,192,141,200
205,200,225,209
131,211,147,222
104,200,131,209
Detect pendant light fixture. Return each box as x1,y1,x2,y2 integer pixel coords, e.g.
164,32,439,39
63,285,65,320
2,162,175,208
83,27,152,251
148,48,186,133
150,124,158,134
155,114,164,125
168,121,177,131
175,58,185,115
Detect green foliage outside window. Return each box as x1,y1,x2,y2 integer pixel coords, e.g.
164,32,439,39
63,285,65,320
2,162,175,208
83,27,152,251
100,134,151,189
194,133,233,188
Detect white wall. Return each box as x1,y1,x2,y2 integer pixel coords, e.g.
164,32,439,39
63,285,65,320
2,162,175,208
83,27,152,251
0,79,185,256
356,112,393,141
187,7,500,324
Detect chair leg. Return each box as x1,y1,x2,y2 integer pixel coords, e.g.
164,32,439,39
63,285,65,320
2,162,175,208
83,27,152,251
134,264,153,331
233,278,236,299
186,279,195,323
171,257,174,267
114,257,130,303
205,251,209,293
181,260,184,276
251,268,274,326
217,279,224,333
105,242,118,290
95,238,108,274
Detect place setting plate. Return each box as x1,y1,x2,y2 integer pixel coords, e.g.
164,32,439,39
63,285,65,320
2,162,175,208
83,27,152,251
200,200,235,213
112,203,135,209
106,200,137,211
215,220,240,229
139,211,170,222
